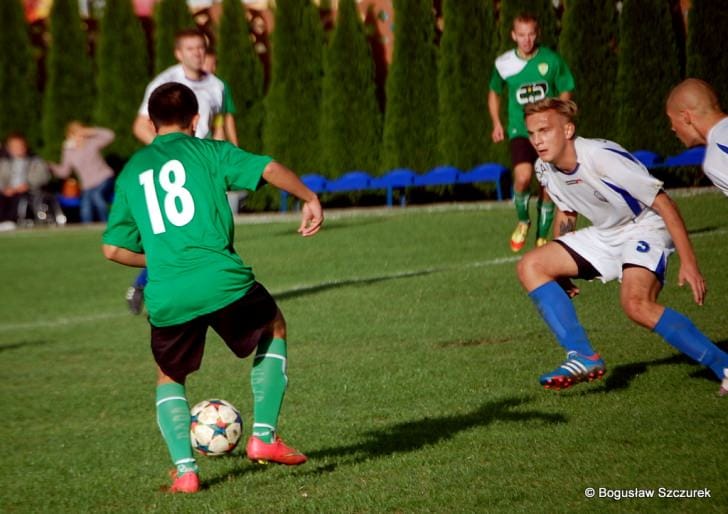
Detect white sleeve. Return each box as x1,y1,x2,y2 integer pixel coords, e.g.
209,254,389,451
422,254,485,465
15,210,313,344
138,75,166,117
594,146,664,208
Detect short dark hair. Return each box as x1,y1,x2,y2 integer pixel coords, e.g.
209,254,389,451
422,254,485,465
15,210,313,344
4,132,27,145
148,82,199,130
174,28,207,48
513,12,539,30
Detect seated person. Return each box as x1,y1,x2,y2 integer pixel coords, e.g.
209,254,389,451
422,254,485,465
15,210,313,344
0,133,50,227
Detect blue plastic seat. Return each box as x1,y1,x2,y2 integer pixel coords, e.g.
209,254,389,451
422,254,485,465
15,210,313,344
57,194,80,209
279,174,328,212
326,171,372,193
301,174,328,193
664,146,705,167
631,150,662,169
371,168,416,207
457,163,509,200
413,165,460,187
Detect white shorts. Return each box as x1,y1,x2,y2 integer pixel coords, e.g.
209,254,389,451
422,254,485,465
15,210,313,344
557,214,674,283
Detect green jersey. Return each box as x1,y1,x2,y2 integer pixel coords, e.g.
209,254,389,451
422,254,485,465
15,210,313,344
489,46,575,139
103,133,272,327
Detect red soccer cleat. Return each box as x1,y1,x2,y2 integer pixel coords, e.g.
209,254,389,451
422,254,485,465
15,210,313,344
246,435,307,465
169,470,200,494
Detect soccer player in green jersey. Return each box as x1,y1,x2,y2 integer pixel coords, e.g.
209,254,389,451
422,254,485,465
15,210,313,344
102,83,323,494
488,12,575,252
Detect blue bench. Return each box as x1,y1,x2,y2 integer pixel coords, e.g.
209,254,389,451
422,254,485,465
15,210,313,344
279,163,509,211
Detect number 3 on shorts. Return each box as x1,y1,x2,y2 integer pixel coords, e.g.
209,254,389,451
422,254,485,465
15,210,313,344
139,160,196,234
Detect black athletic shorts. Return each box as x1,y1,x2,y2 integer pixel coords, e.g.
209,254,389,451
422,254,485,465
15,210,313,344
553,240,601,280
150,282,279,383
510,137,539,167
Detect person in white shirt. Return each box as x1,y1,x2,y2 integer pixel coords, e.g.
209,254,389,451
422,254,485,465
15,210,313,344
666,78,728,196
515,97,728,395
133,29,236,145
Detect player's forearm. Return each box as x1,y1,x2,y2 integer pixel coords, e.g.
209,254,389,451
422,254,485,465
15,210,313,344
102,244,146,267
262,162,317,203
487,91,502,126
651,193,698,266
224,116,238,146
553,209,577,238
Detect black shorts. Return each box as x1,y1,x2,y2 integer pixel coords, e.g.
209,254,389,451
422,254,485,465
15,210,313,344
553,240,601,280
509,137,538,167
150,282,279,383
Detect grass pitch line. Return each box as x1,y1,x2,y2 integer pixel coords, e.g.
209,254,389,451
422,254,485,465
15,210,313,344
0,311,128,334
273,255,521,299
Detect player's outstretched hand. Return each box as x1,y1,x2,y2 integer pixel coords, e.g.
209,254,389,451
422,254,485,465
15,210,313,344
298,198,323,237
678,261,706,306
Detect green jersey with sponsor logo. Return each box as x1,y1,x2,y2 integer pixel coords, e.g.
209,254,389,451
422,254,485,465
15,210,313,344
102,132,272,327
489,46,575,139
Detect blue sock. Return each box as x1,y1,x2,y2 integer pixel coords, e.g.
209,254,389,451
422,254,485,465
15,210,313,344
528,281,596,356
653,308,728,380
134,268,148,288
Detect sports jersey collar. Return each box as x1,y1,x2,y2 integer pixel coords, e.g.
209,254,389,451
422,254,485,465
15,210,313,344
555,163,580,175
152,132,191,144
515,45,540,61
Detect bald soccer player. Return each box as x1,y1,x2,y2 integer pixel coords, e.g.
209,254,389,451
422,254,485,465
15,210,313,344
666,78,728,196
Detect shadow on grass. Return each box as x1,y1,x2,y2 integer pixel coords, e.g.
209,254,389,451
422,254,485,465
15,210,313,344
297,396,566,475
237,216,389,240
201,454,270,490
0,340,54,353
274,268,437,301
687,225,722,236
593,338,728,393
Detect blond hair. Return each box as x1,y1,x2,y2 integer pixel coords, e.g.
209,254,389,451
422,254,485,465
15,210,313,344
524,98,578,123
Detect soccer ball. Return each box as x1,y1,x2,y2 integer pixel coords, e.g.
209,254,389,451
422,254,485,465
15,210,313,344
190,399,243,456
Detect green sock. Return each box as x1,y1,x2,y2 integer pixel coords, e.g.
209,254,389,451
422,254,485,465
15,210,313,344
514,191,531,223
156,382,197,475
536,200,555,239
250,337,288,444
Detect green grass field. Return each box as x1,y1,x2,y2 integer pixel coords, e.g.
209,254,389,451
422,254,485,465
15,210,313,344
2,191,727,513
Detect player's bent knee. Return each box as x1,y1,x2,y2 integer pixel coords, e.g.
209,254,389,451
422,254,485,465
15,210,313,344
516,251,546,287
270,309,287,340
620,296,655,328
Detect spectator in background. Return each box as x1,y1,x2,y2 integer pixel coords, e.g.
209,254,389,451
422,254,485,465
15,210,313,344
203,48,239,146
0,133,50,229
203,47,245,215
50,122,115,224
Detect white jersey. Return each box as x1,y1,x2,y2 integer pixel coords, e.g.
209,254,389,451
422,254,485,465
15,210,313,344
138,64,225,139
535,137,665,232
703,116,728,196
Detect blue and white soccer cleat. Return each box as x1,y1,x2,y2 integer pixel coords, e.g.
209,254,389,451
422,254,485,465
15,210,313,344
719,369,728,397
540,351,606,390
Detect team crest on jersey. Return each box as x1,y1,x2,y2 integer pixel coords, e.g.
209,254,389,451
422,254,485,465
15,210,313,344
593,191,608,203
538,63,549,76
